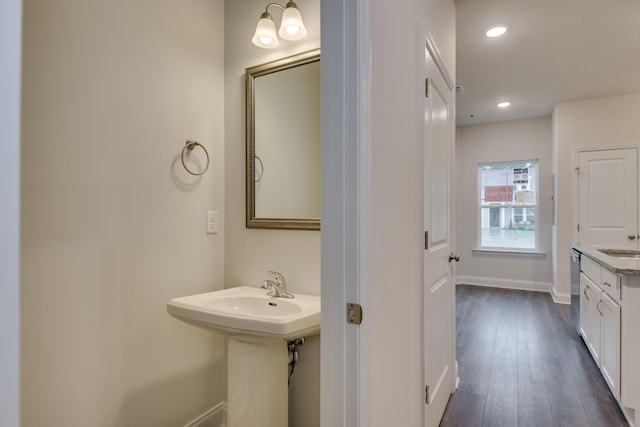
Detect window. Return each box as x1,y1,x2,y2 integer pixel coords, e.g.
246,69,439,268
478,160,538,250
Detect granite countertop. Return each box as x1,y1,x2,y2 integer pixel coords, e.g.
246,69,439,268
573,245,640,275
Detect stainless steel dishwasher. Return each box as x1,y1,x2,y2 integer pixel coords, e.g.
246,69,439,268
570,248,581,333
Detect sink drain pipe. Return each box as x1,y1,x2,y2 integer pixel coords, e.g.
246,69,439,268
287,337,304,385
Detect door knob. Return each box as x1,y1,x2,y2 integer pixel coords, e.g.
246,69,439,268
448,252,460,263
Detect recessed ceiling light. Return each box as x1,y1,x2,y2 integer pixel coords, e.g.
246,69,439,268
486,25,509,38
497,102,511,108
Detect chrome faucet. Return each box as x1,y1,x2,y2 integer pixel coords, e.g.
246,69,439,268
261,271,294,298
261,279,283,297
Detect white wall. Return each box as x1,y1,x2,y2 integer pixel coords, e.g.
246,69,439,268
320,0,455,423
553,93,640,302
21,1,227,425
223,1,321,426
368,0,457,425
456,117,554,292
425,0,456,80
0,0,21,425
225,0,320,295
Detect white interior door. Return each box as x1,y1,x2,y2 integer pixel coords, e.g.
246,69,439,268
578,148,638,249
423,42,456,426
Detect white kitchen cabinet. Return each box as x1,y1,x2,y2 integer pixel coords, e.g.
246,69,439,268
601,290,621,399
579,274,591,342
576,247,640,426
580,258,621,400
620,274,640,425
580,273,602,365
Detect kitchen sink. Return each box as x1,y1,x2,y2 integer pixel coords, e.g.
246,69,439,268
598,249,640,259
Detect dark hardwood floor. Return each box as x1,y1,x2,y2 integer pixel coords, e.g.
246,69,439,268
440,284,628,427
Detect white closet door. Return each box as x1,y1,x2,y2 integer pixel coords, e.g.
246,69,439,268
578,148,638,249
423,40,456,427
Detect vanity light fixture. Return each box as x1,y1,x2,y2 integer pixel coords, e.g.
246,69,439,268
485,24,509,38
252,1,308,49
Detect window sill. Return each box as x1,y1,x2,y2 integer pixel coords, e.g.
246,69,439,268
472,248,547,256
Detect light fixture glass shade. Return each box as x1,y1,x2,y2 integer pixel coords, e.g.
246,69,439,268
278,2,307,41
252,13,279,48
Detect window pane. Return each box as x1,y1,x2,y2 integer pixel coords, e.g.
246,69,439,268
479,162,536,205
480,207,536,249
514,207,523,223
489,207,500,227
479,160,538,250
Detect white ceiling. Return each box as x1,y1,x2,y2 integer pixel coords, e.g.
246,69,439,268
455,0,640,126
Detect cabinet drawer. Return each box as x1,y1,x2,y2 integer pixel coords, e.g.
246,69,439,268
581,256,602,285
602,267,622,302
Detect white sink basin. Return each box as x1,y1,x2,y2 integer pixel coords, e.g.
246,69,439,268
598,249,640,260
167,286,321,340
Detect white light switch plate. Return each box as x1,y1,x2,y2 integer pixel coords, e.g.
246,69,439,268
206,211,218,234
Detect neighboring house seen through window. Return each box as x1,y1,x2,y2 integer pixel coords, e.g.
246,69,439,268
478,160,538,250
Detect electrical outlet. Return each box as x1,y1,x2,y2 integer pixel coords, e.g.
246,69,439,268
206,211,218,234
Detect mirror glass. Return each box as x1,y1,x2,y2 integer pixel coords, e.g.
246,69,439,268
246,49,321,230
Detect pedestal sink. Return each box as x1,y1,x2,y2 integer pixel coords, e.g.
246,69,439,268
167,286,321,427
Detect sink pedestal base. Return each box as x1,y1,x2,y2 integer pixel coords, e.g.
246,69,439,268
228,337,288,427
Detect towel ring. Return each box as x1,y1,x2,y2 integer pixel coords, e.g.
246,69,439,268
181,139,210,176
255,155,264,182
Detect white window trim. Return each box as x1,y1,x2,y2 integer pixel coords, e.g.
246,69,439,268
477,159,540,251
472,248,546,256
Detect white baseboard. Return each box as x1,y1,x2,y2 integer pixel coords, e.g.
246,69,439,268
454,360,460,390
184,401,227,427
551,288,571,305
456,275,552,294
623,406,636,427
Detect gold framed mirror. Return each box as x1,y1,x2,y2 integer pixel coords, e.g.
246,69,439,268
246,49,321,230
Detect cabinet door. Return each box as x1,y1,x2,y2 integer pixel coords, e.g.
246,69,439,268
578,148,638,249
601,292,621,399
587,286,603,366
579,274,591,342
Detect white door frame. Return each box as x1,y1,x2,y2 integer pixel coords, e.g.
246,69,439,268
0,0,22,425
321,0,456,425
320,0,371,425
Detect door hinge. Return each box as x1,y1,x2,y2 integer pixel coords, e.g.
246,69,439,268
425,385,430,404
347,303,363,325
577,224,580,232
425,230,429,250
425,78,430,98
